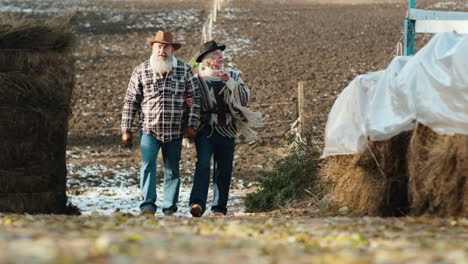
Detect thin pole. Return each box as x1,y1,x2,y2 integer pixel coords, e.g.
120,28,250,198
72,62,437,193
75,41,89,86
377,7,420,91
213,0,217,22
404,0,416,55
297,82,305,136
208,13,213,41
202,24,206,44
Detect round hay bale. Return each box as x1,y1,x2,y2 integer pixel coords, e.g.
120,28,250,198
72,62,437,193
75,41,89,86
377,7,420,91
0,16,75,52
0,192,67,214
408,124,468,217
0,16,75,214
322,132,411,216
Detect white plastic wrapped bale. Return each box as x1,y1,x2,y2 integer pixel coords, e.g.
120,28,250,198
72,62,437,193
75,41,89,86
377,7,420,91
366,56,413,140
321,71,382,157
322,32,468,158
398,33,468,135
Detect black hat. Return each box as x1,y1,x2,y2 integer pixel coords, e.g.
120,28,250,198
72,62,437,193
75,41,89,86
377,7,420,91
195,40,226,63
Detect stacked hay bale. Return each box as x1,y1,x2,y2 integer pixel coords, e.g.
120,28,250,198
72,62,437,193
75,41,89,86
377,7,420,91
323,132,411,216
408,124,468,217
322,127,467,217
0,17,75,213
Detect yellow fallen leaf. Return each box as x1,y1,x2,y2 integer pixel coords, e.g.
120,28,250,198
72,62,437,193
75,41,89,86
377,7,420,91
126,233,143,243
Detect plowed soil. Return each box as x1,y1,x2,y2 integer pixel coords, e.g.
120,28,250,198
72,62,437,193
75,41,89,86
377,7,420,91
3,0,457,190
62,0,409,182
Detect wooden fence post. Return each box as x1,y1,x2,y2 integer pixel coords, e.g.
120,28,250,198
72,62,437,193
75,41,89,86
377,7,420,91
201,23,206,44
208,13,213,41
297,81,305,136
213,0,218,22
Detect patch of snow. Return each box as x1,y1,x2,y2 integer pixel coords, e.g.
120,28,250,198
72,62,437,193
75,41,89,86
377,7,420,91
66,154,247,216
66,163,138,189
212,27,257,69
430,2,468,9
67,184,247,217
100,43,126,53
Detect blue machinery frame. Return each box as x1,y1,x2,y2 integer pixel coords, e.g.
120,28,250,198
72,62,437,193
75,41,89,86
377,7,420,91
403,0,468,55
404,0,416,55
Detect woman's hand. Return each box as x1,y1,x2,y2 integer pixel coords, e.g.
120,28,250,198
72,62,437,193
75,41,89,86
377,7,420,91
186,97,193,107
216,71,230,82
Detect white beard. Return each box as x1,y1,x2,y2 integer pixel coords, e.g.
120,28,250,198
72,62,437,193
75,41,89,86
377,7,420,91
150,55,173,74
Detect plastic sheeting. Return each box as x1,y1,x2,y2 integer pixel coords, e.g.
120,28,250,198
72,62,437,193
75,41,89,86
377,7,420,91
322,33,468,158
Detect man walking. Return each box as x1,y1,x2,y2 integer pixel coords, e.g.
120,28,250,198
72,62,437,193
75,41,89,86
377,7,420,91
121,31,200,216
189,40,263,217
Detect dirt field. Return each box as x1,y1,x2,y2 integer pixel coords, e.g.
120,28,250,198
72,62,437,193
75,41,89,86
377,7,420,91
67,0,406,182
56,0,413,209
2,0,465,186
3,0,452,182
1,0,468,262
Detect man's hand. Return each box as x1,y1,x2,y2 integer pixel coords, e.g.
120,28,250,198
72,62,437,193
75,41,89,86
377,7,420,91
186,127,197,140
122,132,133,148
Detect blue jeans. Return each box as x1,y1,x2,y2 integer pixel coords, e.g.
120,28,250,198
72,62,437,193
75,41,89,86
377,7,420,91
189,126,235,215
139,132,182,215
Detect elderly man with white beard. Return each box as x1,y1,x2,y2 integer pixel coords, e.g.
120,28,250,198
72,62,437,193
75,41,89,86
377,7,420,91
121,31,200,217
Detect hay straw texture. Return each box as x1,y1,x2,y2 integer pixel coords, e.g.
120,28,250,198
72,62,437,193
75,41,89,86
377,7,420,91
323,132,411,216
0,16,75,214
408,124,468,217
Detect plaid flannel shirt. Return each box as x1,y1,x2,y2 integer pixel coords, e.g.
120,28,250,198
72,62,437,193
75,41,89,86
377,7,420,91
121,57,200,142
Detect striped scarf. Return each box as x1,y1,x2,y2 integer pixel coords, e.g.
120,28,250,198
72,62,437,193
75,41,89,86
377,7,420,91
197,67,263,138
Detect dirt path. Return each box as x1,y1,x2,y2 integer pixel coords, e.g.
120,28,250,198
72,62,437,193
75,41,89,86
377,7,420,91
0,213,466,263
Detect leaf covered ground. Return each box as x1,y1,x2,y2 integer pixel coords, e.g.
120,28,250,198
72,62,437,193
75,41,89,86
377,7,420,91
1,1,467,263
0,212,466,264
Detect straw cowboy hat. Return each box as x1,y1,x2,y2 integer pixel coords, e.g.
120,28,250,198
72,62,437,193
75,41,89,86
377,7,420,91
196,40,226,62
147,31,182,50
